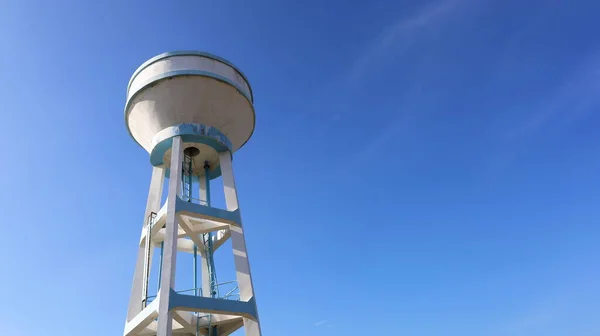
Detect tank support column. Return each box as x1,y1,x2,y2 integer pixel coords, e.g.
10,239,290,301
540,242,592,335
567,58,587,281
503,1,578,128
219,151,262,336
156,136,184,336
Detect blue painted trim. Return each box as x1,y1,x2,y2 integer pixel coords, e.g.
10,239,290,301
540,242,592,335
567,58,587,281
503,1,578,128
124,70,256,152
175,196,241,227
127,50,253,102
169,292,258,321
152,124,233,151
150,124,231,180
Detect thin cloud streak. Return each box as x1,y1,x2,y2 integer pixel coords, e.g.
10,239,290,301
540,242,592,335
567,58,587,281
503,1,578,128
289,0,479,174
337,0,476,175
314,320,328,327
349,0,467,84
287,0,474,138
507,58,600,140
484,53,600,175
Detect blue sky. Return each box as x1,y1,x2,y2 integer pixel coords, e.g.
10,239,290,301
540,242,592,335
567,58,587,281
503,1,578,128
1,0,600,335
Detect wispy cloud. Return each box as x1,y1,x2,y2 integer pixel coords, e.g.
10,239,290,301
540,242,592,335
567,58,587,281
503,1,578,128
508,59,600,140
335,0,477,175
485,53,600,175
290,0,480,177
345,83,425,164
314,320,328,327
348,0,472,140
349,0,468,84
304,0,472,113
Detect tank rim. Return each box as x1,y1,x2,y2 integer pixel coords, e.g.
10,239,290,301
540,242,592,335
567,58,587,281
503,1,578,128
127,50,254,102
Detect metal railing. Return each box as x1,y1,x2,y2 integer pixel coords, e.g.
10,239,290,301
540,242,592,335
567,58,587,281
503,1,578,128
215,280,240,301
145,280,239,305
187,196,209,206
146,287,203,305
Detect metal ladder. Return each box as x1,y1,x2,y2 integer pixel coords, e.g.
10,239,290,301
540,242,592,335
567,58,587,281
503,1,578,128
141,212,156,309
202,232,219,298
182,154,194,202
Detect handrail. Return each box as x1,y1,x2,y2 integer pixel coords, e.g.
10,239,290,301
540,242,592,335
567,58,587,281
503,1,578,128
180,195,209,206
176,288,204,296
146,287,204,301
216,280,237,286
223,286,239,298
145,281,240,304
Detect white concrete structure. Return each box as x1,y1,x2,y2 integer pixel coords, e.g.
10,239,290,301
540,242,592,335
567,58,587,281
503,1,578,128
123,51,261,336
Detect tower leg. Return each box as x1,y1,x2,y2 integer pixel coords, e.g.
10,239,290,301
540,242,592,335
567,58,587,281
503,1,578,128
157,136,184,336
126,166,164,322
219,151,262,336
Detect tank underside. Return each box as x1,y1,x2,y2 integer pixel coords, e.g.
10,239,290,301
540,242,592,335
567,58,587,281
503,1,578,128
126,76,254,154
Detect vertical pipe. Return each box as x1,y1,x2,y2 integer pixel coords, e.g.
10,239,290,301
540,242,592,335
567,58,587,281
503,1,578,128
204,162,217,335
193,244,198,296
204,162,211,206
187,158,193,202
203,162,219,298
157,242,164,292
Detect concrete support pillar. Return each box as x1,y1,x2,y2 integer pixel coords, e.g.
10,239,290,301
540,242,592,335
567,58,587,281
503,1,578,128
156,136,184,336
219,152,239,211
126,165,164,322
218,151,262,336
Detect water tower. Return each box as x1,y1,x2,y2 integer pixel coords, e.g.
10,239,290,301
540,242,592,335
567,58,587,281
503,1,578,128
122,51,262,336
